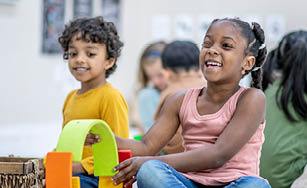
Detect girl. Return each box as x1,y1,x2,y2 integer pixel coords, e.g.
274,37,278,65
260,31,307,188
89,18,271,187
131,41,168,134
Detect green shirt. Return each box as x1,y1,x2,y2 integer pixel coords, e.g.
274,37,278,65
260,82,307,188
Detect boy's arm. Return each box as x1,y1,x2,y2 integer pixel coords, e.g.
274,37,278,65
102,91,129,138
79,157,94,174
80,91,129,174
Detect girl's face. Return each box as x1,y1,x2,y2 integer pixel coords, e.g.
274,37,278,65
143,59,168,91
200,20,249,84
67,35,114,87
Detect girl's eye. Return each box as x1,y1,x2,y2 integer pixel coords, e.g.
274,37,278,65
222,43,233,49
202,41,211,48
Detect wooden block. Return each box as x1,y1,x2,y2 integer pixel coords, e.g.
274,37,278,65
72,176,80,188
118,150,132,162
118,150,133,188
46,152,72,188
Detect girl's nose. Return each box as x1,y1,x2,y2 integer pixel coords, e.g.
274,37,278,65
207,47,219,56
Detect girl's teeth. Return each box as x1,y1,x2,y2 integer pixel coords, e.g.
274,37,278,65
206,61,222,67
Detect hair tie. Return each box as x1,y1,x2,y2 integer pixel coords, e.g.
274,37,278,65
250,22,254,30
252,66,261,72
144,50,161,58
259,44,266,50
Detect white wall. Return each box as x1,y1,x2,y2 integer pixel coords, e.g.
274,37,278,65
0,0,307,157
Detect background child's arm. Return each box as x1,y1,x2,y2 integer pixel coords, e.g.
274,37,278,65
117,91,185,156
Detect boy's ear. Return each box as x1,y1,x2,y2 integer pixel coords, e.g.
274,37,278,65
105,58,115,70
242,55,256,72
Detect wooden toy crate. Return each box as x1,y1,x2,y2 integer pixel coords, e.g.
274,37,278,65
0,157,44,188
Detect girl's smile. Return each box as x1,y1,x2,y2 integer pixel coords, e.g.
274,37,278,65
203,59,223,72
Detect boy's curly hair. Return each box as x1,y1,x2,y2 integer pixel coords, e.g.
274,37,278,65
58,16,123,78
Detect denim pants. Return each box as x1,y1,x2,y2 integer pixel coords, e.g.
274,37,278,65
74,173,99,188
136,160,271,188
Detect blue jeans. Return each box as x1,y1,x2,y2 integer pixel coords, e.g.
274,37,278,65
74,173,99,188
136,160,271,188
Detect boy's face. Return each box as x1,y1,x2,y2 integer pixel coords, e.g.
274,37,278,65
67,35,114,87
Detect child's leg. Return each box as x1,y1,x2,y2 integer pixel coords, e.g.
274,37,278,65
224,176,271,188
136,160,201,188
74,173,99,188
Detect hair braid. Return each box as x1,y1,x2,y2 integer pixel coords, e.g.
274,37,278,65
250,22,267,89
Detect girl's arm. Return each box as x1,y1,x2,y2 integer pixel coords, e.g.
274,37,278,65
154,88,266,172
117,91,185,156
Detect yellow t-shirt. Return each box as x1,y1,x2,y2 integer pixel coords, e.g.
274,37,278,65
63,82,129,188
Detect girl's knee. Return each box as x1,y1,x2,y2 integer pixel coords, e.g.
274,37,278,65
137,160,165,179
225,176,271,188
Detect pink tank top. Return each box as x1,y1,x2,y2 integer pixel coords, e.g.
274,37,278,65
180,87,265,186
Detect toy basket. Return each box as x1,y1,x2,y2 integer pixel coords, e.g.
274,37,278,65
0,157,44,188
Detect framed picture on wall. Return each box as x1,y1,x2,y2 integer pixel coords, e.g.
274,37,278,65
101,0,121,30
74,0,92,18
0,0,18,5
42,0,65,54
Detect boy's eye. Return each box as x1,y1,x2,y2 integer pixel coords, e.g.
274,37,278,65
68,51,77,58
87,52,96,57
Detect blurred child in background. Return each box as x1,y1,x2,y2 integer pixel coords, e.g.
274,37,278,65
260,30,307,188
155,40,206,154
131,41,168,134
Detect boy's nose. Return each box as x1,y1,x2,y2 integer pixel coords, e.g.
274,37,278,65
76,55,86,64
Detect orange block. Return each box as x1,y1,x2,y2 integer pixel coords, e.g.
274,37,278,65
46,152,72,188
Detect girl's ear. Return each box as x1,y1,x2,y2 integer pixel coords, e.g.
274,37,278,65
105,58,115,70
241,55,256,73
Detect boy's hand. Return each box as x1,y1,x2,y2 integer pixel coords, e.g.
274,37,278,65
112,157,150,187
85,133,100,145
72,162,86,174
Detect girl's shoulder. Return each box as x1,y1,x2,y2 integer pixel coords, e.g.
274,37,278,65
163,87,203,110
162,89,189,109
237,87,266,111
239,87,265,101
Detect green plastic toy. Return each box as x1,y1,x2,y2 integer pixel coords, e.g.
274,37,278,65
56,119,118,176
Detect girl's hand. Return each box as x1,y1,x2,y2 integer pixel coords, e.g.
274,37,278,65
85,133,100,145
112,157,150,187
